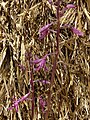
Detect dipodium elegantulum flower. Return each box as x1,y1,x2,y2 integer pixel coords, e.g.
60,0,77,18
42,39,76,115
8,98,21,112
31,54,49,71
60,24,84,37
66,4,76,9
39,23,52,39
71,27,84,36
48,0,52,4
40,80,50,84
33,79,50,84
60,4,76,16
39,96,46,113
20,92,30,102
8,92,30,112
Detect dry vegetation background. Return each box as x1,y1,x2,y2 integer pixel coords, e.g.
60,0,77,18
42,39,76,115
0,0,90,120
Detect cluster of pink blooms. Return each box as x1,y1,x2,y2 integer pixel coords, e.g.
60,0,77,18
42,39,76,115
31,54,49,71
8,2,84,113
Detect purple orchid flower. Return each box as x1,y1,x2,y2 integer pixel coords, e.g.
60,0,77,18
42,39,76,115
59,4,76,17
8,92,30,112
20,92,30,101
8,98,21,112
60,24,84,37
31,54,49,71
39,96,46,113
71,27,84,36
40,80,50,84
39,23,52,40
48,0,52,4
33,79,50,84
66,4,76,9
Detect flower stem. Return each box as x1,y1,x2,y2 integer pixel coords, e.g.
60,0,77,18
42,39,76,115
46,0,60,119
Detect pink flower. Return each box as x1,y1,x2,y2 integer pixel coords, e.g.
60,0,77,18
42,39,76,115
66,4,76,9
8,98,20,112
20,92,30,102
71,27,84,36
39,97,46,112
41,80,50,84
39,23,52,39
33,79,50,84
31,54,48,71
48,0,52,4
60,4,76,17
8,92,30,112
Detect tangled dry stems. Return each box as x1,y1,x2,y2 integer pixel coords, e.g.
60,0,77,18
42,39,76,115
0,0,90,120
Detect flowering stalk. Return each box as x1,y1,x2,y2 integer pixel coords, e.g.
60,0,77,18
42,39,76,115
30,70,34,119
46,0,60,119
27,50,35,119
25,49,35,119
56,1,60,52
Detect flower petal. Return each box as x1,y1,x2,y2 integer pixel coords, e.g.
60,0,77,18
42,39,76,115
8,92,30,112
39,23,52,33
39,23,52,39
48,0,52,4
71,27,84,36
41,80,50,84
66,4,76,9
39,97,46,112
39,30,49,40
21,92,30,102
8,106,14,110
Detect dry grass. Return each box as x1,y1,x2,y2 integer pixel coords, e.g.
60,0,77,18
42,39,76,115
0,0,90,120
